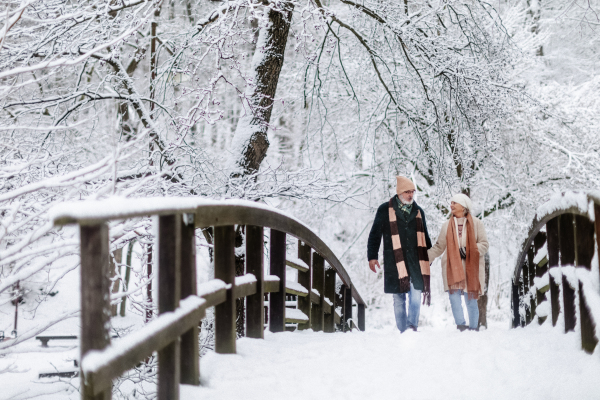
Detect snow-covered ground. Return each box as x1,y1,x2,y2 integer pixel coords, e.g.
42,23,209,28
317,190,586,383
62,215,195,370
186,322,600,400
2,316,600,399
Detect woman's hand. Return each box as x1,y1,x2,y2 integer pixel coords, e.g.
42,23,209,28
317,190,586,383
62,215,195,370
369,259,381,272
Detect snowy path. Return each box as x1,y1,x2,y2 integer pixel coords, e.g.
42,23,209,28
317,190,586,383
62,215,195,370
183,323,600,400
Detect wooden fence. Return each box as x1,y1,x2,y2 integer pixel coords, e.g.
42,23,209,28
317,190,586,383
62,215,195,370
51,198,367,400
512,192,600,354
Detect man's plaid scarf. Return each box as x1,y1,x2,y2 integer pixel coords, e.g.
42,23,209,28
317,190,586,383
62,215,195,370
388,197,431,305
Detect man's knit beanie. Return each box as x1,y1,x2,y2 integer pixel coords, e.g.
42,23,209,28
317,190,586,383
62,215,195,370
396,176,416,196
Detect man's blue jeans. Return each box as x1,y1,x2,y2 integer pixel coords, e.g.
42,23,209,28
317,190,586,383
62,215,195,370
392,281,421,332
448,290,479,329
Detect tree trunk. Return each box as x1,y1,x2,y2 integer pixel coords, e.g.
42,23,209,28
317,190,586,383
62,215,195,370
228,3,294,176
478,252,490,328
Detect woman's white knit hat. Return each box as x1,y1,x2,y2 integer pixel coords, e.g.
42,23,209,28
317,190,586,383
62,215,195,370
450,193,473,211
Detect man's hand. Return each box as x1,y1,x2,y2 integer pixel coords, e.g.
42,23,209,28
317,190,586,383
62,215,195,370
369,259,381,273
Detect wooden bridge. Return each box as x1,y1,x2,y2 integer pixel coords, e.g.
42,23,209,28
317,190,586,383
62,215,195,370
51,198,367,400
512,191,600,353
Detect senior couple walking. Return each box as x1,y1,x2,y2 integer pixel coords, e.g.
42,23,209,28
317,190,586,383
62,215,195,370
367,176,489,332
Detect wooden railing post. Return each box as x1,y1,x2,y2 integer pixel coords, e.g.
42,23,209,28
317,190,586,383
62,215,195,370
526,246,535,324
180,214,199,385
214,225,236,353
575,215,597,353
534,233,548,325
246,225,264,338
297,241,312,330
546,217,561,327
522,255,531,325
358,304,365,331
269,229,286,333
324,267,336,333
338,284,347,331
559,214,576,332
511,281,520,328
157,215,182,400
80,223,112,400
344,286,353,332
312,253,325,331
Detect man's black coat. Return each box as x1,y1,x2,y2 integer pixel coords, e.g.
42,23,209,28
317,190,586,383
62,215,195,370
367,197,432,293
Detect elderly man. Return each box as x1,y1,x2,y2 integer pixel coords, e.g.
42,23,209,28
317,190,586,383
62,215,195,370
367,176,432,332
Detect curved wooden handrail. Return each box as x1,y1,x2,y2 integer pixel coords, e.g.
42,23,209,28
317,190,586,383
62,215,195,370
512,191,594,282
512,191,600,355
51,197,366,306
56,197,367,399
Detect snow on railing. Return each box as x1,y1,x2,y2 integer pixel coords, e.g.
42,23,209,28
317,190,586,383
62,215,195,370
513,190,600,355
57,196,366,400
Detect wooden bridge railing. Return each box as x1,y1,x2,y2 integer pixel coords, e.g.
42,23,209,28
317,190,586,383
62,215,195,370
512,191,600,354
50,198,367,400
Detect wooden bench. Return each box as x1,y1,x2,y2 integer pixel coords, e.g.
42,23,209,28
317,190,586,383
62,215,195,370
35,335,78,348
36,335,118,347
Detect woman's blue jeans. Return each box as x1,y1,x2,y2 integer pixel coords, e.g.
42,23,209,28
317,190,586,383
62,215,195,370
392,281,421,332
448,290,479,329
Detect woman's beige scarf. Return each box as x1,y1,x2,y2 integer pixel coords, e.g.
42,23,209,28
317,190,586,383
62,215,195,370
446,214,480,300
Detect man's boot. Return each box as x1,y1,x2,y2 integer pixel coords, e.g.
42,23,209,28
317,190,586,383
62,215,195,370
456,324,469,332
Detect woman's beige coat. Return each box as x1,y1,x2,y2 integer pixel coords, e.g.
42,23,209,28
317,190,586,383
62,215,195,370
427,216,489,294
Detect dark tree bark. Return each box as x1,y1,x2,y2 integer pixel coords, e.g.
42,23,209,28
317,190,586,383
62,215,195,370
230,3,295,176
478,252,490,328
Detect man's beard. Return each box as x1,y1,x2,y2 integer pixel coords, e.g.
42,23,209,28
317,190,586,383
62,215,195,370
399,196,414,205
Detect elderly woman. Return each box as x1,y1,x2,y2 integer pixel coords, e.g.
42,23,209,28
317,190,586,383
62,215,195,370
428,194,489,331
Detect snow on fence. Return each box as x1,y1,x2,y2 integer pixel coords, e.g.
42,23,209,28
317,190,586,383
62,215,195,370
51,197,366,400
512,191,600,354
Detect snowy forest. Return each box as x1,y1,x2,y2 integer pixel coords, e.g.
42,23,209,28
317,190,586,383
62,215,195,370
1,0,600,398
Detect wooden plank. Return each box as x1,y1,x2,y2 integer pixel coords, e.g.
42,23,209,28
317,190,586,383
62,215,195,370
526,246,534,325
81,297,206,396
234,276,257,299
358,304,366,332
559,213,576,333
579,281,598,354
344,286,353,332
286,283,308,297
269,229,286,333
311,253,325,332
157,215,181,400
338,283,346,331
286,258,309,273
322,299,332,315
179,214,199,386
285,308,309,324
264,277,280,294
324,268,336,333
297,241,312,330
214,225,236,354
546,217,561,327
80,223,112,400
310,290,320,304
334,310,341,325
246,225,264,339
511,281,520,328
198,284,227,308
575,215,595,269
575,215,597,353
